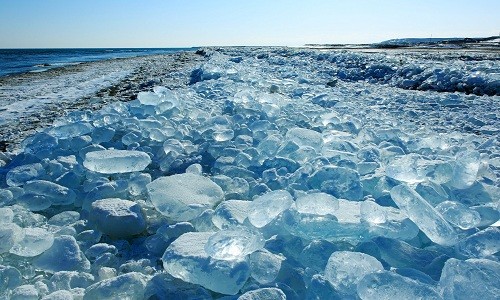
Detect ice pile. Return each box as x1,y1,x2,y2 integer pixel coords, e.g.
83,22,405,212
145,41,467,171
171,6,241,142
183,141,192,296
0,47,498,299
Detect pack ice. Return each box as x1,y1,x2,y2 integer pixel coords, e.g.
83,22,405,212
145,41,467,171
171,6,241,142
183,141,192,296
0,47,498,299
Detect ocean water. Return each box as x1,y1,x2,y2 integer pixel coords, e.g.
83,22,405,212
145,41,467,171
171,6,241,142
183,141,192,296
0,48,194,77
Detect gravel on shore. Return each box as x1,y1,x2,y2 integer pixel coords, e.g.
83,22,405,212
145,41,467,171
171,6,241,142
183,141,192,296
0,51,205,152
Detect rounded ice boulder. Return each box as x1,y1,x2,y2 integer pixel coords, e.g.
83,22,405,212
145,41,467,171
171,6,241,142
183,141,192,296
147,173,224,221
90,198,146,239
83,149,151,174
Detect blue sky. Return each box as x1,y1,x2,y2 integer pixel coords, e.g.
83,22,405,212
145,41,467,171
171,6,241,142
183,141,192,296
0,0,498,48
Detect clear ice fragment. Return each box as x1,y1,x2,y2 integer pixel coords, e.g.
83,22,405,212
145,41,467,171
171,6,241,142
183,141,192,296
90,198,146,238
205,227,265,260
162,232,250,295
324,251,383,295
390,184,458,246
147,173,224,221
247,190,293,228
83,149,151,174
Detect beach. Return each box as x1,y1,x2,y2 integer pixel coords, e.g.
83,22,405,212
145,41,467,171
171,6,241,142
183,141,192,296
0,51,203,151
0,46,498,298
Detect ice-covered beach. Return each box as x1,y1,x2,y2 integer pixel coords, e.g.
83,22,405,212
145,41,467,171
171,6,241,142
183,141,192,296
0,47,499,299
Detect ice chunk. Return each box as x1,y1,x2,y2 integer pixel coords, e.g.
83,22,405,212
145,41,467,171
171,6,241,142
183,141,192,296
285,127,323,151
0,223,24,253
385,154,427,184
83,150,151,174
83,272,148,300
48,211,80,226
324,251,383,295
162,232,250,295
390,184,458,246
48,122,93,139
299,239,337,272
450,151,480,189
238,288,286,300
439,258,500,300
458,227,500,258
41,290,74,300
365,237,442,277
24,132,58,158
204,227,265,260
90,198,146,238
33,235,90,273
435,201,481,230
249,250,283,284
9,227,54,257
23,180,76,206
49,271,94,291
6,163,46,187
138,91,162,105
357,271,442,300
213,200,251,229
147,173,224,221
247,190,293,228
11,284,38,300
0,207,14,223
295,192,339,215
308,166,363,200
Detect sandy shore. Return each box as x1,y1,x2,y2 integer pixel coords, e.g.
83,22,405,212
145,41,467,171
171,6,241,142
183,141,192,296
0,51,204,152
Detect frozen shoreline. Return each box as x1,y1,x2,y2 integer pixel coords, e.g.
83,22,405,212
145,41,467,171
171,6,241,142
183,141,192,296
0,51,203,151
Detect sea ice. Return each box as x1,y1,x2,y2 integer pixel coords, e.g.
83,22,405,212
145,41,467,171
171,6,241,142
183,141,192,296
0,46,498,298
83,272,148,300
390,184,458,246
83,149,151,174
147,173,224,221
9,227,54,257
295,192,339,215
90,198,146,238
212,200,251,229
357,271,442,300
33,235,90,273
248,250,284,284
23,180,76,206
204,227,265,260
11,284,38,300
162,232,250,295
308,166,363,200
0,223,23,253
434,200,481,230
285,127,323,151
457,227,500,258
324,251,383,295
247,190,293,228
238,287,286,300
6,163,46,187
439,258,500,299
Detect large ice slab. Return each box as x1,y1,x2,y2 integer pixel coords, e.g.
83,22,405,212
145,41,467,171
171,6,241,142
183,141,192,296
90,198,146,238
83,272,148,300
390,184,458,246
83,149,151,174
357,271,442,300
439,258,500,299
162,232,250,295
147,173,224,221
33,235,90,273
9,227,54,257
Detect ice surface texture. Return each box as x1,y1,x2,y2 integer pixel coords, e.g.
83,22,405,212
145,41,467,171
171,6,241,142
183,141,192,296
0,47,498,298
